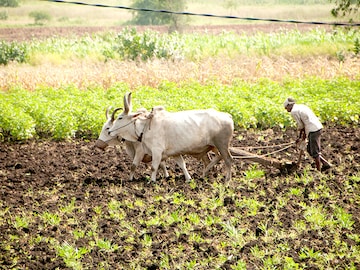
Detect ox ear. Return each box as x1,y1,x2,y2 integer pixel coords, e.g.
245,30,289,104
132,112,143,119
124,92,132,114
105,106,112,120
111,108,123,121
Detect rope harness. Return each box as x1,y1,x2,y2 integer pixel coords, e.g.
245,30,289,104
109,111,154,143
108,119,135,134
136,113,154,142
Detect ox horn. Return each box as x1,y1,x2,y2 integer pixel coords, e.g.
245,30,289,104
111,107,123,121
124,92,132,114
105,106,112,120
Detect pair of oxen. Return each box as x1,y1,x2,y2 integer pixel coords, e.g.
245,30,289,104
95,93,234,182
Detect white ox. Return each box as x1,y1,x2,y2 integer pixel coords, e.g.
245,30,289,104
95,106,214,180
95,107,170,178
108,92,234,182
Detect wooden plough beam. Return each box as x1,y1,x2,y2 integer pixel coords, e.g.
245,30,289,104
229,147,293,171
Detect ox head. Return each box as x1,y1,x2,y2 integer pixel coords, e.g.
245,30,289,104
95,106,123,150
108,92,144,141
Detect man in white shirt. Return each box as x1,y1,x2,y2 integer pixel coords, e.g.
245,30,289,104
284,97,331,172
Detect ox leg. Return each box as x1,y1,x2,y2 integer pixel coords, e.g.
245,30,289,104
203,154,223,178
130,154,142,181
150,153,163,182
201,152,211,168
202,147,233,181
159,161,169,178
173,155,192,182
202,149,221,169
130,145,146,180
218,149,233,181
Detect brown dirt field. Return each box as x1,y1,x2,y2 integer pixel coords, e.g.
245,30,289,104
0,23,332,41
0,125,359,268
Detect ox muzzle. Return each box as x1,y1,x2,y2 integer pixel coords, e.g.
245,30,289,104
95,139,108,150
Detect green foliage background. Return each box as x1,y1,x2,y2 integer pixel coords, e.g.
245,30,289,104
1,27,359,64
1,78,359,141
0,28,359,141
129,0,187,28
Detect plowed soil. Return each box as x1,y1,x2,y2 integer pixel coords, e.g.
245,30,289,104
1,125,359,268
0,23,331,41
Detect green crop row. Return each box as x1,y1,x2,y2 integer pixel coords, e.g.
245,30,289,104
0,27,359,65
0,78,359,141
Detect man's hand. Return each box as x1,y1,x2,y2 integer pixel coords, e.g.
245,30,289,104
299,128,306,140
296,129,305,144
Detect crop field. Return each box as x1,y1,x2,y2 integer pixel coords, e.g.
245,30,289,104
0,10,360,270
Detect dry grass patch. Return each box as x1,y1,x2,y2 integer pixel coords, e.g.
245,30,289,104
1,55,359,91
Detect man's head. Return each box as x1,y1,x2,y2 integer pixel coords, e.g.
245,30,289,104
284,97,295,112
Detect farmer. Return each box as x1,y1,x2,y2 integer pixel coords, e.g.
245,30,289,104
284,97,331,172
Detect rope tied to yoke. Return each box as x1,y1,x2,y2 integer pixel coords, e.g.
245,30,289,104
137,110,154,142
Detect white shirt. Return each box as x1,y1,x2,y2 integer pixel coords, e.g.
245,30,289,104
290,104,323,136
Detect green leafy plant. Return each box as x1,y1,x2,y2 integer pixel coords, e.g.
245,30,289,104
333,206,354,229
114,27,184,61
41,212,61,226
108,199,126,221
55,242,89,269
303,205,331,229
0,41,28,65
0,96,36,140
244,165,265,180
13,214,30,230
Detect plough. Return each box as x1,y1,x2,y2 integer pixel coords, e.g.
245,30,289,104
229,141,301,173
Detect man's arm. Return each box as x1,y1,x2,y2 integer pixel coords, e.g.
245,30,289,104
298,128,306,141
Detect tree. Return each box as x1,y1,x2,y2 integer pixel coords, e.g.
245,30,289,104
330,0,360,19
0,0,19,7
129,0,188,32
223,0,239,15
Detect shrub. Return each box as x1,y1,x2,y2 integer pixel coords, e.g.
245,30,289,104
0,10,8,20
112,27,184,61
0,41,28,65
29,10,51,25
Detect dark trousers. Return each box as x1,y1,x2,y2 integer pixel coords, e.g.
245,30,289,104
307,129,322,158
